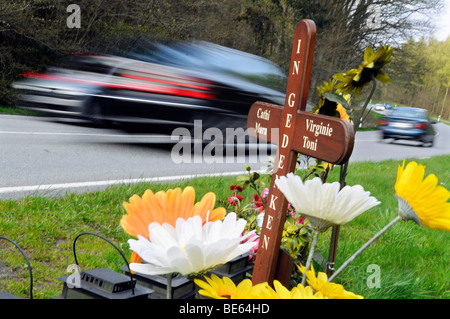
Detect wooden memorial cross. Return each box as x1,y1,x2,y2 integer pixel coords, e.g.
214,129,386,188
247,19,355,286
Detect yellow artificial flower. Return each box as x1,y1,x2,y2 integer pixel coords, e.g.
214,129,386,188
257,280,326,299
333,69,359,95
195,276,326,299
121,186,226,263
357,45,392,83
298,264,364,299
313,79,339,112
395,160,450,231
317,79,339,96
257,280,293,299
334,45,393,97
313,80,352,120
195,274,254,299
291,283,327,299
336,102,350,121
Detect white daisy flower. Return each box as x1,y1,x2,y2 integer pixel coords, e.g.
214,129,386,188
128,212,257,276
275,173,380,232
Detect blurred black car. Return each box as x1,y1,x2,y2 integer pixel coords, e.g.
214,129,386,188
13,54,125,123
13,40,287,135
377,106,436,146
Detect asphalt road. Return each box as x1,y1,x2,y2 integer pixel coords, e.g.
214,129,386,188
1,114,449,199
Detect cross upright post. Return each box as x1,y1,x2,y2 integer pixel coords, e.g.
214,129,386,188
248,20,355,286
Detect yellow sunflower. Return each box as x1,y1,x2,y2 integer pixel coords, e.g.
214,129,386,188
256,280,294,299
195,274,254,299
395,160,450,231
195,276,326,299
313,79,339,113
298,264,363,299
334,45,393,97
313,80,352,120
291,283,327,299
258,280,326,299
120,186,226,262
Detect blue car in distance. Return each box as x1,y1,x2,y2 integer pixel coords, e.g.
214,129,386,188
378,106,436,147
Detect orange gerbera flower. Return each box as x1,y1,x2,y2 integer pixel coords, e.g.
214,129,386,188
121,186,226,239
121,186,226,263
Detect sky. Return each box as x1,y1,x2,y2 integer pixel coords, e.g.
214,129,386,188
433,0,450,40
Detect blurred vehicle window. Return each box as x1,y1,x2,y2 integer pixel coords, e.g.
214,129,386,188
391,107,427,119
125,40,287,92
56,56,115,75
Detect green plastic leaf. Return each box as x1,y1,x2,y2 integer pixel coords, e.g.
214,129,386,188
322,92,350,108
286,224,298,232
375,71,391,84
255,180,266,187
236,175,249,182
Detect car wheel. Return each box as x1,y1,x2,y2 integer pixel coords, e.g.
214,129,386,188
421,137,433,147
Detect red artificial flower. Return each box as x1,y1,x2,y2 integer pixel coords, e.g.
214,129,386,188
230,184,243,192
254,202,264,213
227,194,243,206
251,194,264,212
297,216,306,225
252,194,261,202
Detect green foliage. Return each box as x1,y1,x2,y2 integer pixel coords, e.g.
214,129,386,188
237,164,266,191
281,213,311,257
234,163,313,258
381,37,450,119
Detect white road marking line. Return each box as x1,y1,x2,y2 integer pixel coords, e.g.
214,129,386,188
0,170,268,194
0,131,167,138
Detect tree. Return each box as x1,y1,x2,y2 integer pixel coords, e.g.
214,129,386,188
380,36,450,118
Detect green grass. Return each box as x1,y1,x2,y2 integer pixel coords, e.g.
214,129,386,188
0,106,41,116
0,156,449,299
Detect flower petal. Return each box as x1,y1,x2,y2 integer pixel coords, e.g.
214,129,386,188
276,175,379,231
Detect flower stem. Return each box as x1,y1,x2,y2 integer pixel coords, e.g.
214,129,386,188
353,76,377,132
328,216,401,282
325,77,378,280
166,273,173,299
302,230,319,286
